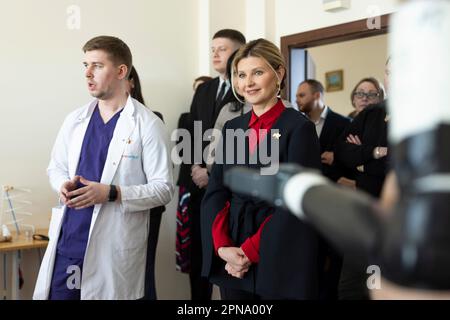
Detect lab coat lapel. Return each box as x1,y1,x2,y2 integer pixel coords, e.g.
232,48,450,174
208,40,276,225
88,97,136,241
319,108,333,148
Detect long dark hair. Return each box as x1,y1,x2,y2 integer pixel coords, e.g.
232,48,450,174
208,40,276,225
129,66,145,106
227,50,245,113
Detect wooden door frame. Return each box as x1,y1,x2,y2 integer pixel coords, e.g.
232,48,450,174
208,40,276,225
281,14,390,99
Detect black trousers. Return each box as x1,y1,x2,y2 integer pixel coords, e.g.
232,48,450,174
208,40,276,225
189,189,212,300
338,257,370,300
317,236,343,300
189,272,213,300
141,206,164,300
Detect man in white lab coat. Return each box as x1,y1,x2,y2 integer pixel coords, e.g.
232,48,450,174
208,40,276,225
33,36,174,300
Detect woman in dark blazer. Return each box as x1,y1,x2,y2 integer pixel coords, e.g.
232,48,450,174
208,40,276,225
336,77,387,198
201,39,322,300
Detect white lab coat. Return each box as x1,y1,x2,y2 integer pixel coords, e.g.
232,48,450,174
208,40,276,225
33,96,174,300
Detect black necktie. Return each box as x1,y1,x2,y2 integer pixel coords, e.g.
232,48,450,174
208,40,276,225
216,82,227,107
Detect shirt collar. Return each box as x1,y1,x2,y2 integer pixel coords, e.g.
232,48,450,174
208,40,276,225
249,99,285,128
320,105,329,120
309,105,328,125
218,77,230,89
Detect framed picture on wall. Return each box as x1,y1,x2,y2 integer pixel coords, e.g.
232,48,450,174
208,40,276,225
325,70,343,92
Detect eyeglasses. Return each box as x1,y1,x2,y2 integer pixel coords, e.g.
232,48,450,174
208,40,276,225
354,91,380,100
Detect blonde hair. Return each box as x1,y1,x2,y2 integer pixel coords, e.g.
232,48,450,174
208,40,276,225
233,38,286,91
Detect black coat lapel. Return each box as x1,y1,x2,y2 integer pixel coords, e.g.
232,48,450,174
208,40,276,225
207,78,220,128
267,108,292,155
240,111,252,166
213,87,234,121
249,108,291,165
320,109,335,150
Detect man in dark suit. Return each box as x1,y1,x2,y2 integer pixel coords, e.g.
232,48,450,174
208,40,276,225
296,79,351,182
296,79,351,300
188,29,246,300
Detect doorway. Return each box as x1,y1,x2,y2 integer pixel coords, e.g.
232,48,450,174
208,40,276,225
281,14,390,114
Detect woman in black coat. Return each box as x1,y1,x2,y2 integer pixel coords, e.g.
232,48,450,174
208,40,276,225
335,77,388,300
201,39,322,300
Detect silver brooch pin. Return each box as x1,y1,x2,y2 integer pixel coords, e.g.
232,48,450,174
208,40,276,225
272,132,281,139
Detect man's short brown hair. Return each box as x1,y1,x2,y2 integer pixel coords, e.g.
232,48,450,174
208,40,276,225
83,36,132,77
213,29,246,46
301,79,324,95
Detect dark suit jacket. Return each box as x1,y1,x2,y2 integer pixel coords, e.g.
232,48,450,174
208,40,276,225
176,112,193,187
190,77,235,135
335,101,389,197
190,78,235,173
201,107,322,297
319,108,352,181
313,108,351,299
187,78,236,275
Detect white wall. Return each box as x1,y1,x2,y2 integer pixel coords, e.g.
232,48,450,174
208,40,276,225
0,0,198,300
208,0,246,76
275,0,399,44
308,34,388,116
204,0,399,47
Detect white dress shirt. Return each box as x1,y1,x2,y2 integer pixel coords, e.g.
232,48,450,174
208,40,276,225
314,105,329,137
